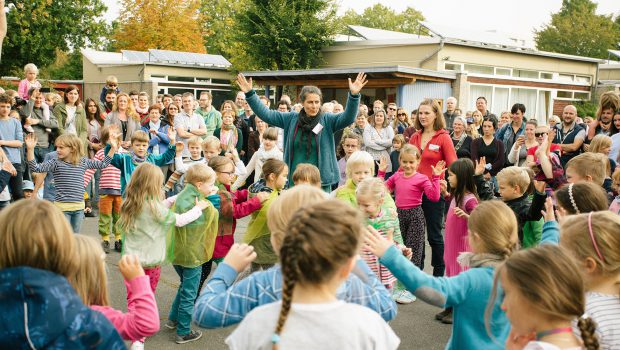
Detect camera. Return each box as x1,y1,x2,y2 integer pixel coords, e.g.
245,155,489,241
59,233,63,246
13,97,28,108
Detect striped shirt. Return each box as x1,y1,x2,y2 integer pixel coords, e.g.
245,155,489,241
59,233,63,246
573,292,620,350
84,149,121,192
28,156,112,203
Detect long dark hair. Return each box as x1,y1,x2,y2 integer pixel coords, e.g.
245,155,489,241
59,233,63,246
449,158,478,208
85,98,104,126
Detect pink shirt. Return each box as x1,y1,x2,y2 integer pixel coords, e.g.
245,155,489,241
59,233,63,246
91,275,159,341
380,170,441,209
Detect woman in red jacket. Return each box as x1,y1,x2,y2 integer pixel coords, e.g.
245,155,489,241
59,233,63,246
409,99,457,277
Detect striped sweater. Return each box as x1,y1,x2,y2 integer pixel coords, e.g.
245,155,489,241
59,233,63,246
84,149,122,193
28,156,112,203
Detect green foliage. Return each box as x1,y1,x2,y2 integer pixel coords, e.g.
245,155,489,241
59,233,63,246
534,0,620,59
200,0,246,56
233,0,338,71
41,50,83,80
1,0,109,76
574,100,597,118
339,4,425,34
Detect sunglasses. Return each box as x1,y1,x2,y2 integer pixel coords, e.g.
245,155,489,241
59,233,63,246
397,113,406,116
535,132,547,137
107,84,118,87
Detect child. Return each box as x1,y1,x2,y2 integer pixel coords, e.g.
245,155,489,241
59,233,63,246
84,126,123,252
244,158,288,271
292,163,322,188
164,136,205,192
203,135,246,176
496,166,546,246
378,144,444,269
166,163,219,344
17,63,42,100
194,185,396,328
588,134,616,195
493,245,600,350
386,134,405,179
0,93,25,200
106,129,176,196
99,75,120,104
0,200,125,349
214,110,243,154
26,133,119,233
337,131,362,186
197,156,266,294
232,127,283,190
559,211,620,350
554,182,609,216
69,235,159,349
436,158,480,324
356,178,399,292
366,200,516,349
610,168,620,214
22,180,35,199
565,152,607,186
226,200,400,349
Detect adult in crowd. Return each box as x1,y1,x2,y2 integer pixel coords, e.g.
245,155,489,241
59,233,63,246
475,96,497,119
173,94,182,108
359,104,369,115
586,91,620,144
136,92,150,126
54,85,88,154
548,115,560,129
402,110,417,142
84,98,104,216
160,93,172,119
507,120,538,166
450,116,472,159
470,110,483,137
372,100,384,115
174,92,206,158
409,98,457,277
247,116,268,161
235,91,246,115
495,103,526,165
363,108,394,174
392,107,411,135
498,111,511,130
610,110,620,162
350,111,367,138
237,72,367,191
471,116,505,190
26,88,58,162
162,102,179,127
104,92,141,149
443,97,458,130
525,125,561,165
99,89,116,115
552,104,585,167
386,102,397,124
274,100,289,150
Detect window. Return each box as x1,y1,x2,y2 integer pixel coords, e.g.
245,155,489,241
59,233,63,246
557,91,573,98
510,88,537,117
495,68,512,76
195,77,211,83
464,64,494,75
513,69,538,79
168,76,194,83
492,87,510,115
575,75,591,83
444,63,461,71
212,79,231,85
540,72,553,80
537,91,550,124
469,85,493,111
558,74,574,82
574,92,590,100
151,75,166,79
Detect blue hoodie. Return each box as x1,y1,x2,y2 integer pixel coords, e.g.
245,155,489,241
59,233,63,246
0,267,126,350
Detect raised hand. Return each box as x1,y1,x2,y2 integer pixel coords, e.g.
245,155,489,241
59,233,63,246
168,127,177,144
378,155,389,172
431,160,447,176
439,179,448,196
474,156,486,176
118,255,145,281
236,73,253,93
348,72,368,95
175,141,184,155
24,133,38,150
223,243,257,273
364,226,392,258
541,197,556,223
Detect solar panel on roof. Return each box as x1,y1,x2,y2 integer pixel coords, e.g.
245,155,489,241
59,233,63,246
121,50,151,62
148,49,231,67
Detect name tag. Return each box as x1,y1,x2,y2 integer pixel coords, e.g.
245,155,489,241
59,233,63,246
429,144,440,152
312,123,323,134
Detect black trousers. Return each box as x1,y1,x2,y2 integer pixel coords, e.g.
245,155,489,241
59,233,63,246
421,194,445,277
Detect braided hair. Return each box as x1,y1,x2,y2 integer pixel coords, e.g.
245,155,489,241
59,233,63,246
272,200,363,349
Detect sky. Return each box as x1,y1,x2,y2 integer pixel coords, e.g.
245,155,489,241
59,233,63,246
102,0,618,44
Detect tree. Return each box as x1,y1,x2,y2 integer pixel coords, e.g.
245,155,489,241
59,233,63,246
199,0,246,56
41,50,83,80
234,0,338,72
113,0,206,53
534,0,620,59
1,0,109,76
339,4,425,34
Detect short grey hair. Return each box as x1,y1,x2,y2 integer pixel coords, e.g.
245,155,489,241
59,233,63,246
300,86,322,103
447,96,457,103
453,116,467,126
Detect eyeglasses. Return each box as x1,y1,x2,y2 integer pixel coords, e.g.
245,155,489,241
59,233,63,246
388,108,396,111
535,132,547,137
108,84,118,87
397,113,406,116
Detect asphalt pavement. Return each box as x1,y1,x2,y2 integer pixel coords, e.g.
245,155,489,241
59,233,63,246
82,214,451,349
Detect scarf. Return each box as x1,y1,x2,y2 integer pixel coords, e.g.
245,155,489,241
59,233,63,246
220,125,238,151
457,252,505,269
451,131,467,151
297,108,322,158
136,105,148,115
130,151,146,165
215,182,235,238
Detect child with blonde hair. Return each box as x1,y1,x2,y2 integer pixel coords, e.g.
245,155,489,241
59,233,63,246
337,131,362,186
164,136,207,192
226,200,400,349
491,245,600,350
18,63,42,99
565,152,607,186
26,132,119,232
70,235,159,349
292,163,322,188
194,185,397,328
588,134,616,195
202,135,246,175
0,200,125,349
610,169,620,214
366,200,517,349
232,127,283,190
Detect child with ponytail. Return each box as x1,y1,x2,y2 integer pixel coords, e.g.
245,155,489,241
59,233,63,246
366,200,518,349
491,245,600,350
226,199,399,349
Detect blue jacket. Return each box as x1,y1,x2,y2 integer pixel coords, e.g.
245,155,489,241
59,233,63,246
192,259,396,328
141,124,171,160
0,267,126,349
380,245,509,350
245,90,360,186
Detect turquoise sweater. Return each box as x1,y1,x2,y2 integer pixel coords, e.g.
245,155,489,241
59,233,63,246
380,245,509,350
105,144,176,195
245,90,360,187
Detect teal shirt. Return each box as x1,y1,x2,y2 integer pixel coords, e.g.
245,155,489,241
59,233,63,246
290,131,318,185
245,89,360,187
380,245,509,350
196,107,222,137
105,144,176,195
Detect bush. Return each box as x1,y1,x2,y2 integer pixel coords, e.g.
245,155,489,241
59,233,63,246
574,100,597,118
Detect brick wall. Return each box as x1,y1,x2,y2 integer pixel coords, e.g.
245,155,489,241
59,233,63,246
552,99,570,116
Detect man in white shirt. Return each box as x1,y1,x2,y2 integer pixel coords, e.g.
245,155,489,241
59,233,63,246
174,92,206,158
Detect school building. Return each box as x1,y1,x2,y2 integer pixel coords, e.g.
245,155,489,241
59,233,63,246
243,23,602,125
80,48,235,108
598,49,620,95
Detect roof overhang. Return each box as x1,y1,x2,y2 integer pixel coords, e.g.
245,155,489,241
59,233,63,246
242,66,455,88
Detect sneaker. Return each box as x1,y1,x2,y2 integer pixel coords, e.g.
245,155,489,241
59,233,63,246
441,310,453,324
436,307,452,321
130,341,144,350
175,330,202,344
114,240,122,253
164,320,178,330
102,241,110,254
395,290,416,304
